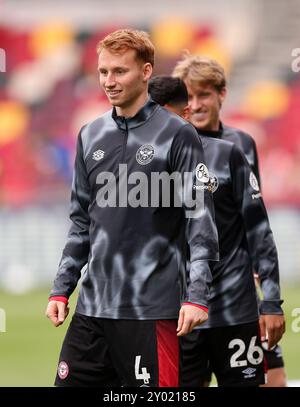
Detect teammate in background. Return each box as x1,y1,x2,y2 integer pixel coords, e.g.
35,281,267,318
148,75,190,120
149,73,286,387
45,29,219,387
172,57,287,387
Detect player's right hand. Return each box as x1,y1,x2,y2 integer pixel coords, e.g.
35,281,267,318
177,304,208,336
45,301,69,327
259,314,285,350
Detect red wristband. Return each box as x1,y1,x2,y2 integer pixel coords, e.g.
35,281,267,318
182,302,208,313
49,296,69,305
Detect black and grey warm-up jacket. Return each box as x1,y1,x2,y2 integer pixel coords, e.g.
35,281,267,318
195,128,283,329
221,122,261,187
50,98,219,320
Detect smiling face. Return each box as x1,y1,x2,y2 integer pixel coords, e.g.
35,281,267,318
185,82,226,131
98,48,152,117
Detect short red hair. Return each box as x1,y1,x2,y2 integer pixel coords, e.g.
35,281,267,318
97,28,155,67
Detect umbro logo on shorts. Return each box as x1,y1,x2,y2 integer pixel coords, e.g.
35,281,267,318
242,367,256,378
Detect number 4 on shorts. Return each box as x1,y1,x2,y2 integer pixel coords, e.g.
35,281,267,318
135,355,151,384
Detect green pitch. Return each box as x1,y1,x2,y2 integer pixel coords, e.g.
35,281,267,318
0,285,299,386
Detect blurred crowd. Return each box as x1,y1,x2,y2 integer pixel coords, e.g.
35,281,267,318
0,19,300,208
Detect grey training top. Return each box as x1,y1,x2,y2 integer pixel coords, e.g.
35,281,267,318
50,99,219,319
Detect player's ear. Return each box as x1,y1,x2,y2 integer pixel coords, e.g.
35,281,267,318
143,63,153,82
219,87,226,106
182,105,190,120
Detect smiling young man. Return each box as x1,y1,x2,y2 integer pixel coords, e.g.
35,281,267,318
171,57,286,387
45,30,219,387
174,56,261,182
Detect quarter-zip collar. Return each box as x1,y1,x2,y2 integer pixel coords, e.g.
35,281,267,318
112,97,158,131
195,122,224,138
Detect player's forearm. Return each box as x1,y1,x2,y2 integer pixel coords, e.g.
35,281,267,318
184,260,213,309
52,131,91,298
50,224,90,298
50,263,88,298
185,196,218,308
169,123,219,307
259,271,284,314
249,229,283,313
235,146,284,314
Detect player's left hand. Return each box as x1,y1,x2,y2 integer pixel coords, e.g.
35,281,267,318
259,314,286,350
177,304,208,336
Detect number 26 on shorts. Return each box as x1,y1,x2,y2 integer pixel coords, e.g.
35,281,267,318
228,336,263,368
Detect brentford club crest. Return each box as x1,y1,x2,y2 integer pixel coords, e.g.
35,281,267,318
58,361,69,380
92,149,105,161
136,144,155,165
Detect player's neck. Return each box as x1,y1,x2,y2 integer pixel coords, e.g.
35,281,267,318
116,91,149,118
209,119,220,132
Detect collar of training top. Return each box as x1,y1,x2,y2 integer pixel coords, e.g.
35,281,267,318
112,97,158,130
195,121,224,138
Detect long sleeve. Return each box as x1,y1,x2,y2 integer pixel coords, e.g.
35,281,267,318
230,145,283,314
169,124,219,308
250,137,261,189
50,127,91,298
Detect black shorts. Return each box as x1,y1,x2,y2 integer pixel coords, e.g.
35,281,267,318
262,341,284,369
55,313,179,387
197,340,285,385
179,321,267,387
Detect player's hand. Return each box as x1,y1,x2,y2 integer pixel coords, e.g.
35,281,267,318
259,314,285,350
45,300,69,327
177,304,208,336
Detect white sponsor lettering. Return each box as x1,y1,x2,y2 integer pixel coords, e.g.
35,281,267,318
95,164,204,218
291,48,300,73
